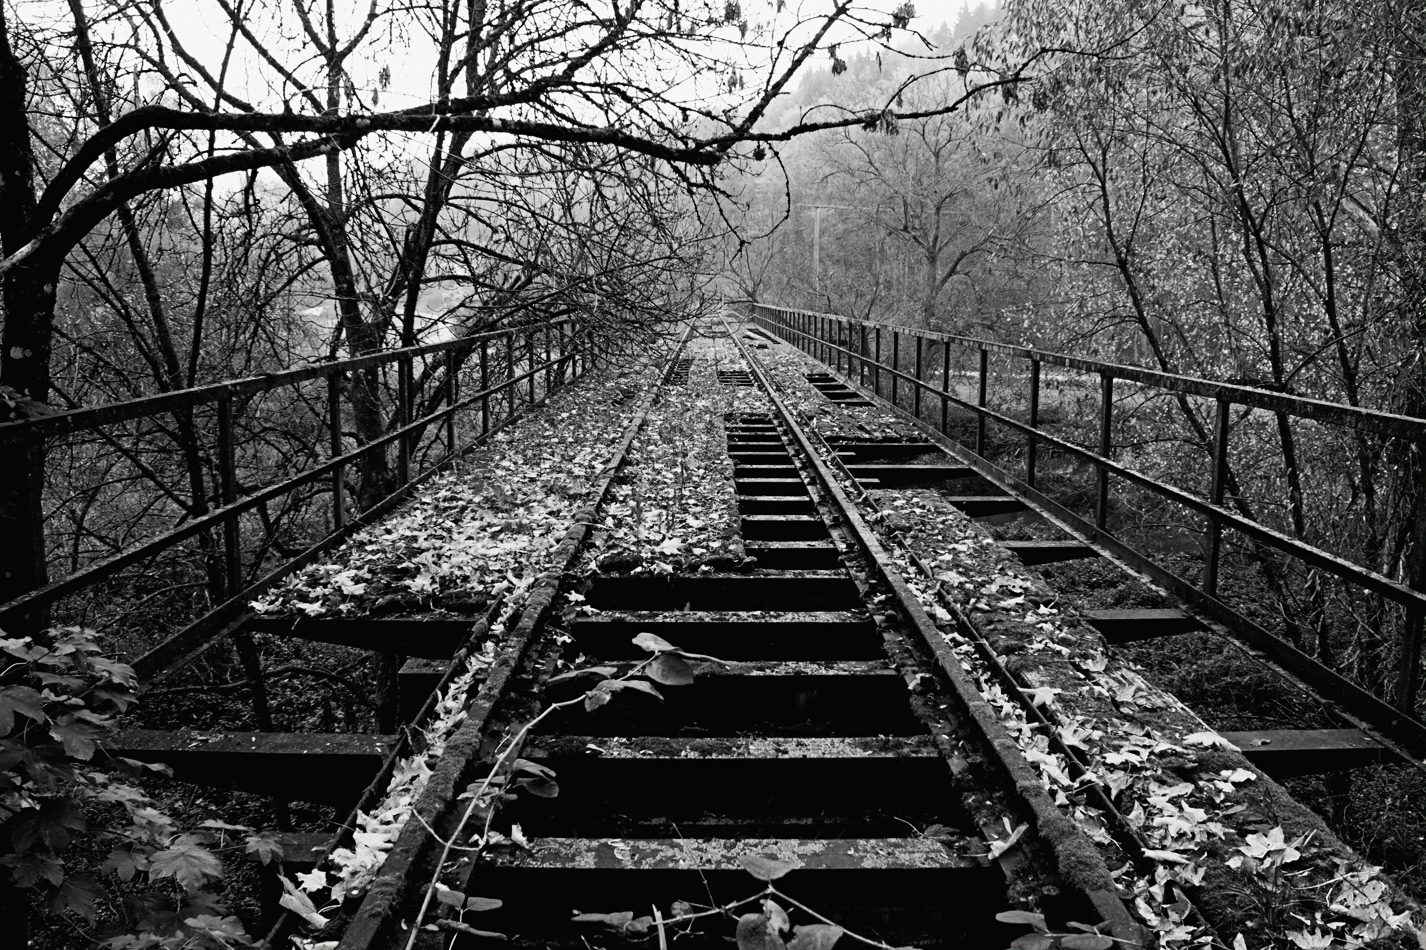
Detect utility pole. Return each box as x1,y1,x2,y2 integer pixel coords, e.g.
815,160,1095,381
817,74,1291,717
797,202,859,294
812,206,821,288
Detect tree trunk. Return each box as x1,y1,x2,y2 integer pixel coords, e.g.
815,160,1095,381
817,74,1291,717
0,6,54,622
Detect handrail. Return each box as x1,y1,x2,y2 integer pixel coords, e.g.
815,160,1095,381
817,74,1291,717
0,318,599,679
0,319,577,443
746,305,1425,441
745,302,1426,719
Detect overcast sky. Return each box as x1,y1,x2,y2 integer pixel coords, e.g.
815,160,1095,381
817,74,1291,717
138,0,982,113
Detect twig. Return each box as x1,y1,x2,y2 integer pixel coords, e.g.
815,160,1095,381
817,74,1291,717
402,658,660,950
770,886,904,950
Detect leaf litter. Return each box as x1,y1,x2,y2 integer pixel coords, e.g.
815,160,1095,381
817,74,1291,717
739,315,1425,949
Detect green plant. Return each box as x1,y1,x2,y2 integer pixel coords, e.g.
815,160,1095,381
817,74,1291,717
1,628,271,948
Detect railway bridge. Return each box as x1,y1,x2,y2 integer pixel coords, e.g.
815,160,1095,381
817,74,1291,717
2,307,1423,950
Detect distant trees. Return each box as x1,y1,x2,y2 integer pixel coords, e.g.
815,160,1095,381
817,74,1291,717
815,74,1014,327
2,0,1029,620
981,0,1426,694
731,0,1426,702
726,11,1045,335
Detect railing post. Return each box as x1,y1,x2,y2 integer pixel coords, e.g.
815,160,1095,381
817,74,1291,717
396,354,411,485
444,348,457,459
216,396,240,597
941,340,950,435
1027,358,1041,488
544,325,552,397
480,340,491,437
527,329,537,405
327,374,346,530
860,325,868,387
913,335,923,419
506,331,516,417
891,330,900,407
874,327,882,397
1397,453,1426,710
1096,373,1114,531
976,348,988,454
1204,398,1231,596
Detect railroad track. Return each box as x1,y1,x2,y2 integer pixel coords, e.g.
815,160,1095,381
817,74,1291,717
272,317,1139,950
96,321,1144,948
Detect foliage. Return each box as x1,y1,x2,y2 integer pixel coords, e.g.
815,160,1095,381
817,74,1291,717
724,9,1047,333
1,627,265,947
368,631,724,948
572,852,901,950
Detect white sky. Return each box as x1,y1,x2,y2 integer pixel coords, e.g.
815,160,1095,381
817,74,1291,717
138,0,981,113
905,0,976,35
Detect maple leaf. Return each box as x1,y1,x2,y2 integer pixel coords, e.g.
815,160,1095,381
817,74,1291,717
49,873,107,923
1182,731,1239,750
1239,826,1301,864
0,850,65,887
87,656,138,689
245,833,286,865
184,915,254,946
1020,685,1060,707
150,836,224,892
50,710,114,760
1,684,48,733
0,637,48,661
100,848,150,882
296,868,329,892
1286,928,1334,949
11,797,87,850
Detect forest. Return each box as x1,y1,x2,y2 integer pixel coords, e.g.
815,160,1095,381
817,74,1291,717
729,0,1426,707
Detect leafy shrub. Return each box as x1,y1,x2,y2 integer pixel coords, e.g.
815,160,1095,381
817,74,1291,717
1,628,265,948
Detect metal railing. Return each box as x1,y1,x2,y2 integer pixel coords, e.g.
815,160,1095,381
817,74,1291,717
0,318,597,677
745,302,1426,757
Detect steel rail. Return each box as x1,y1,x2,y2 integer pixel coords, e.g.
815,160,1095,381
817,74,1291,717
788,369,1227,944
725,319,1148,947
322,327,694,950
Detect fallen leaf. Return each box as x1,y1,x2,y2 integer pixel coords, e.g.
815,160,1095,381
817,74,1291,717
739,854,802,881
